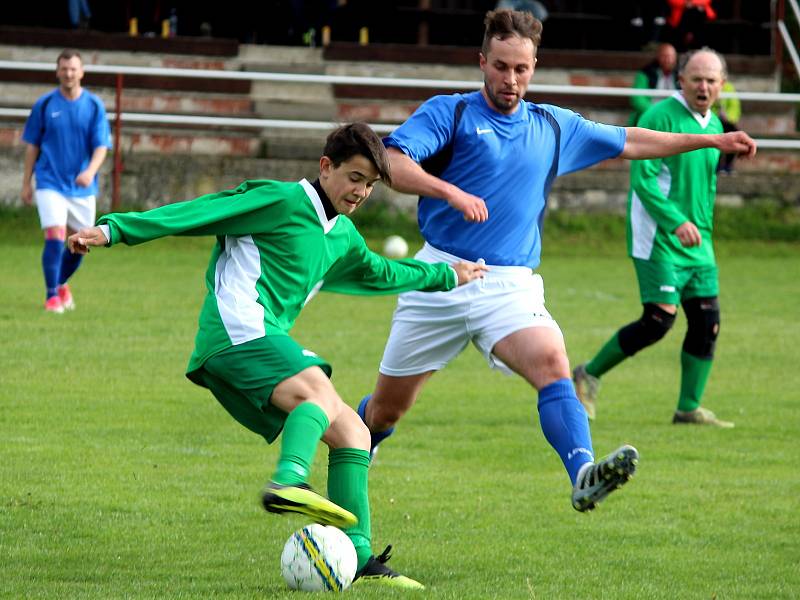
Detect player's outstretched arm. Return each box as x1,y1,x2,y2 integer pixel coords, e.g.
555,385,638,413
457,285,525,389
451,261,489,285
621,127,757,160
386,147,488,223
68,226,108,255
716,130,757,157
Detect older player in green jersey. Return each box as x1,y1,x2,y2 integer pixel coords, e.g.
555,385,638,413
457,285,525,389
68,123,487,589
574,49,746,428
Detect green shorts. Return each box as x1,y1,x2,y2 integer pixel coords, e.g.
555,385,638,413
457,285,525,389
186,335,331,443
633,259,719,305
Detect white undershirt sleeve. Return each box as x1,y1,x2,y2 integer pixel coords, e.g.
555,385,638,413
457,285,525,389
98,224,111,245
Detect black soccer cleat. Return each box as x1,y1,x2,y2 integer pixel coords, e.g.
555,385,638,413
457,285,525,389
352,545,425,590
572,445,639,512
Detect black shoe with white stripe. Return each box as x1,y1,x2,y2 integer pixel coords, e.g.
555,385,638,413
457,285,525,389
571,445,639,512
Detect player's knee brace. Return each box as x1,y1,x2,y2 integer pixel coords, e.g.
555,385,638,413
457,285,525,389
682,297,720,359
617,303,676,357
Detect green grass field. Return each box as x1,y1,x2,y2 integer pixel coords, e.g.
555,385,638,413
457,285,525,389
1,208,798,599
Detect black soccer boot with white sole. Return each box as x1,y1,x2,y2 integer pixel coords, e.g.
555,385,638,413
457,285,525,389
571,444,639,512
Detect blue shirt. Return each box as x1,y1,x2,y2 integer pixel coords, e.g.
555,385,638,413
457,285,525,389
385,91,626,268
22,89,112,198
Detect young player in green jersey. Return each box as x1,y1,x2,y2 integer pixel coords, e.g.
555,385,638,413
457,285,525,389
68,123,488,589
574,49,739,428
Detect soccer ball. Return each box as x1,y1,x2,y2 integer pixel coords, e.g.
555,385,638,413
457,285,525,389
382,235,409,259
280,523,358,592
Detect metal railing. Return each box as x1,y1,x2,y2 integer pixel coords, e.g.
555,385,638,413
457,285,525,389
1,59,798,133
2,59,800,101
778,0,800,79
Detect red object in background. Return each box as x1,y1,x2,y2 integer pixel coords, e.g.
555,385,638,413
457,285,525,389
667,0,718,29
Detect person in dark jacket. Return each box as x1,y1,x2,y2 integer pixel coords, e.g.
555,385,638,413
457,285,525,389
629,43,678,126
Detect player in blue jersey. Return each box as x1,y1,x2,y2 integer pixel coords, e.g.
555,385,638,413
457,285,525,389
22,49,112,313
358,9,756,512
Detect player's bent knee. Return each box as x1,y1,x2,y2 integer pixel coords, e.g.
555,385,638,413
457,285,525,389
273,367,343,418
368,401,405,431
682,297,720,359
540,346,571,378
371,376,426,428
618,303,676,356
323,409,370,451
347,412,371,448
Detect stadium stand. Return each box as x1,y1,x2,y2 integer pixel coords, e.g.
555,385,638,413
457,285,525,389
0,1,776,53
0,6,797,211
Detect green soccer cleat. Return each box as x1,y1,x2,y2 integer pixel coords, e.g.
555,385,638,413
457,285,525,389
353,546,425,590
572,444,639,512
672,407,734,428
573,363,600,420
261,481,358,529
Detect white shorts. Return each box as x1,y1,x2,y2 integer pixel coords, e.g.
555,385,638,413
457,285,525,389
379,243,562,377
35,189,96,231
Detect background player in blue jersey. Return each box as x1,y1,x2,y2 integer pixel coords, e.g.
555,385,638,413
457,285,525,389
357,9,756,512
21,49,111,313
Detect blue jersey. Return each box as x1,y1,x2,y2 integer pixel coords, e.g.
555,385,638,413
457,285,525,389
22,89,111,197
385,91,626,268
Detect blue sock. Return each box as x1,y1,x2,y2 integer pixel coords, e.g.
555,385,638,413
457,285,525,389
537,378,594,485
58,249,83,285
357,395,395,452
42,239,64,298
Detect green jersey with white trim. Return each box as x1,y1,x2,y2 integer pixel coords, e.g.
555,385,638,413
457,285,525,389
627,94,722,266
97,179,456,372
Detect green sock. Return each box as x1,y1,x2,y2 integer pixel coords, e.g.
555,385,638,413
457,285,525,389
272,402,329,486
327,447,372,571
586,332,628,378
678,351,714,412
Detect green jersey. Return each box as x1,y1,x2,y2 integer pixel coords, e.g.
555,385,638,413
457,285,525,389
98,179,456,373
627,93,722,267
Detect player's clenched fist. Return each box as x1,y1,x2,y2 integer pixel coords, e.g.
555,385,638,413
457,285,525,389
451,260,489,285
67,226,108,254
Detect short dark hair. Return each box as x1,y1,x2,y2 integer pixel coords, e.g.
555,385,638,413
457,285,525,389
481,9,543,57
323,122,391,186
57,49,83,65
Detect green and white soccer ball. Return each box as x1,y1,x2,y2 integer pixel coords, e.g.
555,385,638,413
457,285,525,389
382,234,409,259
280,523,358,592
